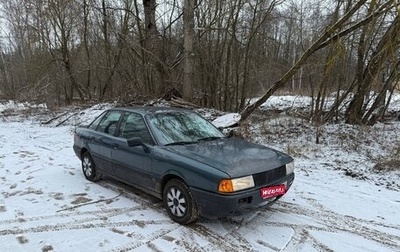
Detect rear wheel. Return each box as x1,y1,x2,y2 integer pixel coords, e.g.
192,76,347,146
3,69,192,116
81,152,101,182
163,179,199,224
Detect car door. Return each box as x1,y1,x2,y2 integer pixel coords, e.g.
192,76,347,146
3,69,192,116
88,110,122,174
111,112,155,190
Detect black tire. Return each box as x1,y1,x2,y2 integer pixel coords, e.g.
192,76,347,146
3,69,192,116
163,179,199,224
81,152,101,182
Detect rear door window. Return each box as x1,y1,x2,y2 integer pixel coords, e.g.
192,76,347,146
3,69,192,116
96,111,122,135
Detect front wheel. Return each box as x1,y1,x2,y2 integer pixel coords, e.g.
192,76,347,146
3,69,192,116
163,179,199,224
81,152,101,182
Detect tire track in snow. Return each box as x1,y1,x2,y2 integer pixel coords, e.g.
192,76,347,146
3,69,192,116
278,200,400,236
109,226,180,252
268,201,400,251
0,205,143,226
109,217,257,252
0,218,174,236
187,223,257,252
0,180,168,236
1,178,398,251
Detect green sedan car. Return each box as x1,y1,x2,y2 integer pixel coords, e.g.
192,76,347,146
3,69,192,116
73,107,295,224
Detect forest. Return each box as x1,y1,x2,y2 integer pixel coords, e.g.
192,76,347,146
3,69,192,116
0,0,399,125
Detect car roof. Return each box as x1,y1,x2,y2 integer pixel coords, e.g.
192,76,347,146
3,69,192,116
110,106,193,116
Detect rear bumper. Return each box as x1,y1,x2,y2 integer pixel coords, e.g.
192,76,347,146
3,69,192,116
190,173,295,218
73,145,82,160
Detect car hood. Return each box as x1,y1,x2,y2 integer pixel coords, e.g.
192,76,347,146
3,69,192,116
163,138,292,177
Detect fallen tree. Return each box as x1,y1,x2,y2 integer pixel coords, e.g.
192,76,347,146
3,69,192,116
239,0,397,123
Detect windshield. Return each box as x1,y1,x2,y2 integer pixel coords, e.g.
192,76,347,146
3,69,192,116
146,111,225,146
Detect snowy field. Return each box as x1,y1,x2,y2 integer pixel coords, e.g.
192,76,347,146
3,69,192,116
0,96,400,252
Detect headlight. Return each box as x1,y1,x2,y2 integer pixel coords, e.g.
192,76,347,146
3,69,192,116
218,175,255,193
286,161,294,174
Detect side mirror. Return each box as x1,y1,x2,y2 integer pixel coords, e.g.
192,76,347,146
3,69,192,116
127,137,143,147
127,137,150,153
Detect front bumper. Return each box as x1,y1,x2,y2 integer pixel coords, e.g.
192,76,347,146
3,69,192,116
190,173,295,218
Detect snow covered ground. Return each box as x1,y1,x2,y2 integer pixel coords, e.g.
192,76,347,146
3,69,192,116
0,96,399,252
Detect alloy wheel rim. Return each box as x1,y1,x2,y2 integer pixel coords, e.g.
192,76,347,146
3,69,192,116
83,156,93,177
166,187,187,217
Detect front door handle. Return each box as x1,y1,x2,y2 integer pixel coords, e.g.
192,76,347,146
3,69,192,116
99,137,118,149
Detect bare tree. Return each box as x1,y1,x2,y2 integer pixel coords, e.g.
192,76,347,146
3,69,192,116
45,0,85,103
346,14,400,124
183,0,195,100
238,0,398,123
0,0,398,118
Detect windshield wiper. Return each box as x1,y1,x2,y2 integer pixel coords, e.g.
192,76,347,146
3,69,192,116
197,136,224,142
165,141,198,146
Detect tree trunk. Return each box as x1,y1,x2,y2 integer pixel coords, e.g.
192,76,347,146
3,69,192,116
83,0,91,98
183,0,195,101
346,15,400,124
143,0,165,94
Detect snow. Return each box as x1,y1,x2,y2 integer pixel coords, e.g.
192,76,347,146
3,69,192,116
0,95,400,251
212,113,241,128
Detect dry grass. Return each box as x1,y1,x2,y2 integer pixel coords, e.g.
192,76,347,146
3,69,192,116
373,159,400,172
